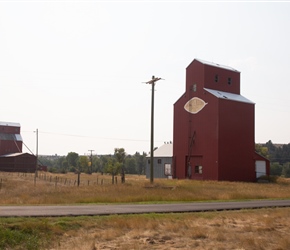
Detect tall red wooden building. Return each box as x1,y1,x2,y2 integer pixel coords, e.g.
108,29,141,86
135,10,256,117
173,59,269,182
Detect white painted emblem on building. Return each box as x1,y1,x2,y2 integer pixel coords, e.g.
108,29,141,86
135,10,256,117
184,97,208,114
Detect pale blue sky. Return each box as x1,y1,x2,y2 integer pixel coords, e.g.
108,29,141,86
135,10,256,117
0,1,289,156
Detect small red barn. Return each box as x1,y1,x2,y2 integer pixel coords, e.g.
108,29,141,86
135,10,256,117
173,59,269,182
0,153,37,173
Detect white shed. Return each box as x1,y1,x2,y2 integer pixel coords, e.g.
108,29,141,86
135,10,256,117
146,143,173,179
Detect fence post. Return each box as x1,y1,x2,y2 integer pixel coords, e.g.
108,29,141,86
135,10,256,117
77,172,80,187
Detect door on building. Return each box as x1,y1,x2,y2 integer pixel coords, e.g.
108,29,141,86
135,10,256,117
255,160,266,178
186,156,203,179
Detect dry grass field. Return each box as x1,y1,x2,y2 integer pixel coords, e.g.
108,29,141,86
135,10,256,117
0,172,290,205
53,208,290,250
1,172,290,250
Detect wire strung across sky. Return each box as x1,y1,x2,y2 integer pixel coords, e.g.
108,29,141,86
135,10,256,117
21,130,164,143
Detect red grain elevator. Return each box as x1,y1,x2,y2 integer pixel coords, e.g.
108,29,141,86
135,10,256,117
173,59,267,182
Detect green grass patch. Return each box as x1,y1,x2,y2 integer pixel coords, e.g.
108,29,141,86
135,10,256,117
0,223,42,250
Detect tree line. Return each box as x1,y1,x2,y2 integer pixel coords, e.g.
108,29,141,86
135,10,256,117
256,140,290,177
38,148,147,178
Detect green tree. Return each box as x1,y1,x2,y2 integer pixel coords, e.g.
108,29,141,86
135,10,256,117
255,144,269,158
78,156,89,173
125,157,137,174
37,156,54,168
282,162,290,178
281,145,290,164
270,162,283,176
105,158,121,184
92,156,101,173
114,148,126,183
53,156,66,172
266,140,276,158
61,160,69,173
66,152,79,169
98,155,111,174
135,151,147,175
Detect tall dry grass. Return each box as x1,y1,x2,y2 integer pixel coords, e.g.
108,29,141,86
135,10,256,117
0,172,290,205
22,208,290,250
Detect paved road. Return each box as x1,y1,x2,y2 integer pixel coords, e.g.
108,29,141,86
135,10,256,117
1,200,290,217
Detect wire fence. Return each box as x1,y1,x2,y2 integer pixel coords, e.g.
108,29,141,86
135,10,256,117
0,171,120,188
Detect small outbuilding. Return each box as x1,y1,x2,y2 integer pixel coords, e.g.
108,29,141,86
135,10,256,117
146,143,173,179
254,152,270,179
0,153,37,173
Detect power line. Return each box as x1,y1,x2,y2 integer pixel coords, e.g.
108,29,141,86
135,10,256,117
21,130,167,143
22,141,45,166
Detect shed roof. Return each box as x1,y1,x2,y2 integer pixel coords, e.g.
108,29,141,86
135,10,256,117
0,133,23,141
195,58,239,72
0,121,20,127
0,152,33,158
205,88,254,104
148,143,173,157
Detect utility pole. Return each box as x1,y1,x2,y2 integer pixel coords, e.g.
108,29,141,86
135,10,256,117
145,76,163,184
88,149,94,174
34,128,38,186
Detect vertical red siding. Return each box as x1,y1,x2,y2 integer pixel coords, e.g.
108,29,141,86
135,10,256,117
173,94,189,178
0,141,22,155
0,124,23,155
218,100,255,181
0,125,20,134
204,66,240,94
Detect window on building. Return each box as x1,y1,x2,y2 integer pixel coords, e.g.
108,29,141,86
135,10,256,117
195,165,203,174
164,164,172,176
157,159,162,164
228,77,232,85
215,74,219,82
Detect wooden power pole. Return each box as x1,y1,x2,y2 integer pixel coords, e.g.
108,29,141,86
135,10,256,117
145,76,163,184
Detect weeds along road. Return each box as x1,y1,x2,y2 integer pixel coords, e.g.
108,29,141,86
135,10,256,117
1,200,290,217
